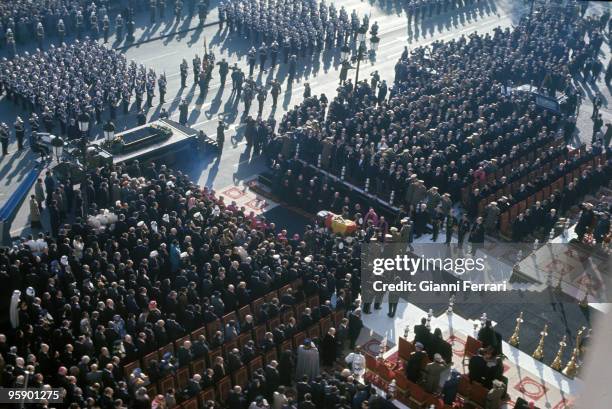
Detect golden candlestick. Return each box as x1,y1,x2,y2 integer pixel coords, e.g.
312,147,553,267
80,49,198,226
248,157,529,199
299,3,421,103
562,327,585,379
508,312,524,347
532,323,548,361
550,335,567,371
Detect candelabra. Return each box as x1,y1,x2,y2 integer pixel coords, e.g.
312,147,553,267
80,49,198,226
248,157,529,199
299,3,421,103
447,295,455,315
426,308,433,330
480,312,487,327
317,154,322,168
295,143,300,158
341,166,346,180
550,335,567,371
532,238,539,253
532,323,548,361
562,327,586,379
403,325,410,339
549,229,555,242
364,178,370,193
473,322,479,339
389,190,395,205
508,312,524,347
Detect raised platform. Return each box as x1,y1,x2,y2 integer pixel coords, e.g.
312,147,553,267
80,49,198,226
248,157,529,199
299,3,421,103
92,119,203,165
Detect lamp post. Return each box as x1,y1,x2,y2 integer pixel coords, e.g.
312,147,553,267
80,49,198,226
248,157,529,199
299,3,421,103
354,25,367,84
51,136,64,163
77,111,90,165
103,120,115,144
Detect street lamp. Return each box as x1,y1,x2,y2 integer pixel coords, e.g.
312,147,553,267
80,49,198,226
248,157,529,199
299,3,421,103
78,111,90,134
354,25,368,85
77,111,90,165
103,120,115,143
51,136,64,162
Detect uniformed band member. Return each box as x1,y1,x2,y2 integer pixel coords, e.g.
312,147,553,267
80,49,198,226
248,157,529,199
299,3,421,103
0,123,9,155
14,117,25,151
158,73,167,104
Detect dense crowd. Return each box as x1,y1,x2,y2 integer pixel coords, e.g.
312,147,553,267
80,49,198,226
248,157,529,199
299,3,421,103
0,40,157,137
219,0,371,58
267,5,611,242
0,0,210,51
0,161,386,409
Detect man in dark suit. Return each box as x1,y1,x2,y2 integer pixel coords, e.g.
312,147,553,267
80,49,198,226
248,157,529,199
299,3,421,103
431,328,453,364
296,375,312,401
185,374,202,397
405,342,427,383
348,309,363,349
478,320,500,355
227,385,247,409
264,360,280,399
177,340,193,367
298,393,316,409
413,318,431,351
468,348,487,384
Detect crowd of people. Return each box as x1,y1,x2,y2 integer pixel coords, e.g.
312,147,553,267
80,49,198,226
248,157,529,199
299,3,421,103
266,4,611,243
0,161,392,409
0,0,211,52
0,40,159,139
219,0,372,59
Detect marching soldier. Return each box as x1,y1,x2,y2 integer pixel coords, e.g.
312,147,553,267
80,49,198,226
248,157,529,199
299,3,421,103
235,68,244,98
270,40,279,69
180,59,188,88
218,1,226,29
122,84,131,114
0,123,9,155
57,19,65,44
288,54,297,83
14,117,24,151
76,11,84,39
103,15,110,43
258,43,268,72
91,12,99,40
116,13,124,40
36,22,44,50
146,71,156,107
158,73,167,104
339,60,353,85
217,58,229,86
159,0,166,19
193,54,201,82
303,82,311,99
370,70,380,89
127,18,136,42
282,36,291,64
6,29,15,59
29,114,40,134
242,85,253,117
179,99,189,125
135,85,144,111
198,70,207,95
216,119,227,152
175,0,183,23
150,0,157,23
270,80,281,108
247,46,256,77
256,87,267,117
